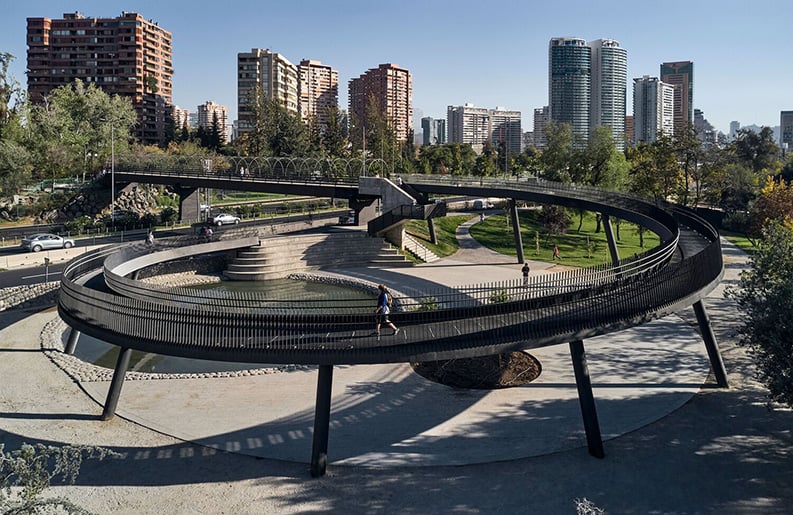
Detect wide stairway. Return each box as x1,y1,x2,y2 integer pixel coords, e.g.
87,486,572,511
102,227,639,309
224,231,410,280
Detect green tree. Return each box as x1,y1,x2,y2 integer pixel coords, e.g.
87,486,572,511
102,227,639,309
674,124,703,206
321,105,349,158
540,121,574,182
733,127,780,175
25,79,136,184
726,221,793,407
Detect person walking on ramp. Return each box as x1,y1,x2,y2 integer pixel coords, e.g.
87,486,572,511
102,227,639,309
521,261,530,286
374,284,399,338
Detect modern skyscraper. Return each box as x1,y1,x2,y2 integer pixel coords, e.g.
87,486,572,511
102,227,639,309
729,121,740,140
632,76,674,144
421,117,446,145
660,61,694,134
348,63,413,143
781,111,793,152
298,59,339,132
237,48,299,135
548,37,591,145
26,11,173,145
533,106,550,149
589,39,627,150
197,101,229,143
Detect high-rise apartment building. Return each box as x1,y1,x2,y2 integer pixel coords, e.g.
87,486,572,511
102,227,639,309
632,75,674,144
489,107,522,155
548,37,627,148
447,104,521,153
26,11,173,145
589,39,627,150
348,63,413,143
533,106,550,149
548,37,591,145
660,61,694,133
624,115,634,147
421,117,446,145
171,106,190,131
729,121,740,140
237,48,299,135
197,100,229,143
780,111,793,152
298,59,338,132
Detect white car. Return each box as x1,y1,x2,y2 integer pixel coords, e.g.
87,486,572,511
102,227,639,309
21,233,75,252
211,213,240,226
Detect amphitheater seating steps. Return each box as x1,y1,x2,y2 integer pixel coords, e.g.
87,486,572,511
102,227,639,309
223,231,410,280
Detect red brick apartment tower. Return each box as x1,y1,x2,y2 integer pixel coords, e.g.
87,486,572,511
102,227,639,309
27,11,173,145
348,63,413,145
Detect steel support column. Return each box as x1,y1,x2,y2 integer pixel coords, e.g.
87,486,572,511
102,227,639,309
602,214,620,267
693,300,729,388
64,328,80,355
569,339,605,458
101,347,132,421
428,218,438,245
310,364,334,477
510,199,524,264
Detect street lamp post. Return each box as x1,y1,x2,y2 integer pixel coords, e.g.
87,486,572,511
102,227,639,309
110,123,115,230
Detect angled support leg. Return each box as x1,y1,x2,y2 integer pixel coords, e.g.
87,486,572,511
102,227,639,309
510,199,524,264
602,214,620,268
693,300,728,388
310,364,334,477
569,339,605,458
64,328,80,355
101,347,132,421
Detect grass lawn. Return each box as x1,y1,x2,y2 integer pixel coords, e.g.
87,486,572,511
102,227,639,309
406,215,474,257
720,230,757,255
470,210,661,268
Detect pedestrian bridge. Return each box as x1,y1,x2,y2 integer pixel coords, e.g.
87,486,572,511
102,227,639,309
58,174,726,476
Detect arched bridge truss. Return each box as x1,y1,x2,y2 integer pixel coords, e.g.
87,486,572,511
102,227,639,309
58,174,726,477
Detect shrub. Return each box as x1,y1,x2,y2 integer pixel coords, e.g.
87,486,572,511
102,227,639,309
64,215,93,235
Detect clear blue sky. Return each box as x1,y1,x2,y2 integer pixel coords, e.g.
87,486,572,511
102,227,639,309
2,0,791,135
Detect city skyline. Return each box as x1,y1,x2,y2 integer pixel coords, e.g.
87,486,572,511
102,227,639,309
2,0,791,137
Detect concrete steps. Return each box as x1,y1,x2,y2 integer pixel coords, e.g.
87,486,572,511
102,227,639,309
223,231,410,280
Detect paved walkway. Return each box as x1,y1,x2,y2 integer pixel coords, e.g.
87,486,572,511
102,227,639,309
1,225,791,514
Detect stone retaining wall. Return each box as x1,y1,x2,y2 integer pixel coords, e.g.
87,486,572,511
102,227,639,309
0,282,61,311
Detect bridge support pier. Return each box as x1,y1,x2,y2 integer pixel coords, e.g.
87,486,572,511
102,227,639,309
65,328,80,355
310,364,334,477
101,347,132,421
602,214,620,268
175,186,201,225
693,300,729,388
569,339,605,458
509,199,524,264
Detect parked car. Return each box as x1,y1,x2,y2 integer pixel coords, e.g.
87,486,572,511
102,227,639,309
21,233,75,252
211,213,241,226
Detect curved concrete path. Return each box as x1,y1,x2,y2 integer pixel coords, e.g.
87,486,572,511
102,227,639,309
49,217,710,466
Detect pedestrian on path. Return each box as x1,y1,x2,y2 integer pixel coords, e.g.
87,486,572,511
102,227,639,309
553,245,560,260
521,261,530,286
145,230,154,245
374,284,399,339
479,212,485,224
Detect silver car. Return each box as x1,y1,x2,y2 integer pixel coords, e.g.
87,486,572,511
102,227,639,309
211,213,240,226
21,233,76,252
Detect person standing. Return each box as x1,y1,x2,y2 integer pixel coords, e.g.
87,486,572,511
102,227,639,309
521,261,530,286
395,176,403,187
553,245,560,260
374,284,399,338
145,230,154,245
479,212,485,224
